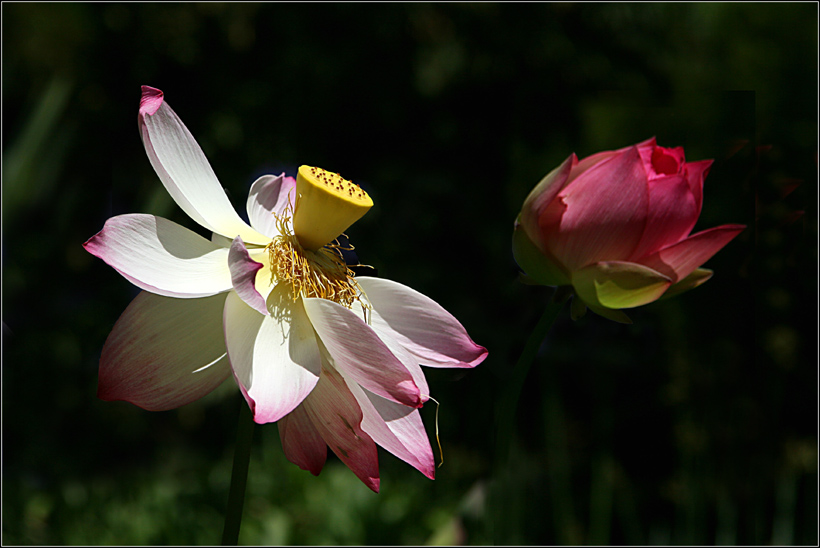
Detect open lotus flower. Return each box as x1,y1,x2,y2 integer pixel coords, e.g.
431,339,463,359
84,86,487,492
513,137,745,323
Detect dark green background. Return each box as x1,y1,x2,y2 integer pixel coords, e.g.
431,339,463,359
3,2,816,545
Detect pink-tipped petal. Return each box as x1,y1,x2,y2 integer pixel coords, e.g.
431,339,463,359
138,86,268,245
139,86,164,115
303,297,423,408
639,224,746,283
278,403,327,476
346,380,435,479
227,236,267,315
357,277,487,369
302,362,380,492
519,153,577,251
539,146,649,271
339,307,430,400
629,172,699,260
98,291,231,410
223,286,321,424
246,174,296,237
83,214,232,298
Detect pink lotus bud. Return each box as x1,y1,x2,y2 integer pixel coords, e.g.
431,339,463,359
513,137,745,322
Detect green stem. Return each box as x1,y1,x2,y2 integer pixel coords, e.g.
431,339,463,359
495,293,566,465
221,399,255,545
490,292,566,544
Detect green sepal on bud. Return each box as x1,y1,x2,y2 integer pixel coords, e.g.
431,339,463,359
511,217,571,287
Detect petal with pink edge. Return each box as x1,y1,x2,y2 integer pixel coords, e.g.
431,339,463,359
346,379,435,479
572,261,672,310
303,297,422,408
246,174,296,238
138,86,268,245
223,285,321,424
540,146,649,271
519,153,577,251
83,213,232,298
278,403,327,476
357,277,487,369
227,236,267,315
639,224,746,283
341,310,429,400
301,362,380,492
98,291,231,410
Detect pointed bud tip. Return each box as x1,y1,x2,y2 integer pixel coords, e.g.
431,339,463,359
140,86,164,116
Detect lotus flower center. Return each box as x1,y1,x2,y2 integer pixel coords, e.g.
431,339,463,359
292,165,373,251
266,199,368,312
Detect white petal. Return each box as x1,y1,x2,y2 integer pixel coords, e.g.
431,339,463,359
138,86,268,244
98,291,231,410
223,285,322,424
357,277,487,368
246,174,296,237
84,213,232,298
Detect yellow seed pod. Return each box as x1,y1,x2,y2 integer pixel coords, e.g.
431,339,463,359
292,165,373,251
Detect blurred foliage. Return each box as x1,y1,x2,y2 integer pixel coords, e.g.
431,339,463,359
2,2,817,545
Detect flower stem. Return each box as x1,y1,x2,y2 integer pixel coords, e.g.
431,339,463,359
490,291,566,544
495,291,566,465
221,399,255,546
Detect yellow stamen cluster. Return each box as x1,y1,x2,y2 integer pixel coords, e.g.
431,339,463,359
267,206,369,313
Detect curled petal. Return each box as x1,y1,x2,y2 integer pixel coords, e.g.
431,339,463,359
572,260,672,310
278,403,327,476
246,174,296,238
639,224,746,283
303,297,422,408
301,362,381,492
227,236,267,315
138,86,268,244
98,291,231,410
223,286,321,424
540,146,649,271
357,277,487,369
83,213,232,298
